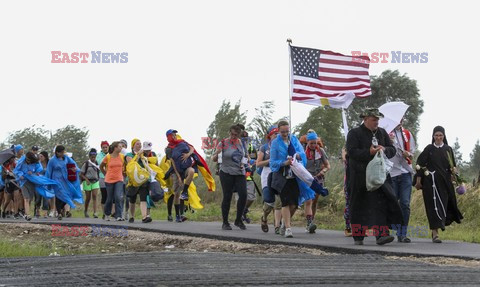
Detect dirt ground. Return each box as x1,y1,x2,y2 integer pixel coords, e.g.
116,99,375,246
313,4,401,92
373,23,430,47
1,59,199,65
2,223,479,269
1,222,331,256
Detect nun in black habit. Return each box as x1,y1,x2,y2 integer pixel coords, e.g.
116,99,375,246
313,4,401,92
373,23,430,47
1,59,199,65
414,126,463,243
346,108,404,245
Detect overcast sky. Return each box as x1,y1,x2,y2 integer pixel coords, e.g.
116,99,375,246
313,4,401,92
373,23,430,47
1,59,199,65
1,0,479,160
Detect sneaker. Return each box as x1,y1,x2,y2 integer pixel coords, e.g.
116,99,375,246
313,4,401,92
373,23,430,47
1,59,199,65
84,212,90,218
285,228,293,238
307,222,317,234
116,217,125,221
398,236,412,243
49,211,54,217
175,215,182,223
66,211,72,218
280,223,286,236
242,209,251,224
222,222,232,230
376,235,395,245
93,213,98,219
234,220,247,230
129,217,134,223
23,214,32,221
167,215,173,222
142,217,152,223
13,213,20,219
274,226,280,235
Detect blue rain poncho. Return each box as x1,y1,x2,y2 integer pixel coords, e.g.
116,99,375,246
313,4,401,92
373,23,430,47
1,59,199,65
13,159,56,199
270,134,316,205
45,155,84,207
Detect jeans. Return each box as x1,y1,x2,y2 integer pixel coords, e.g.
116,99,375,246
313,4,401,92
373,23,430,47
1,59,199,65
105,181,124,218
219,170,247,224
391,173,412,237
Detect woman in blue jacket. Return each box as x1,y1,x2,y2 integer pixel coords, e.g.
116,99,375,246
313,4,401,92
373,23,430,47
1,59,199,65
269,120,315,238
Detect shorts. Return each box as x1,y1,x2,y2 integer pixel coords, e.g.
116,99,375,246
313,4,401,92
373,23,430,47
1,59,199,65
128,183,149,204
246,181,256,201
279,178,299,207
274,195,282,210
21,181,36,200
83,181,100,191
171,174,182,195
5,180,19,194
235,180,256,201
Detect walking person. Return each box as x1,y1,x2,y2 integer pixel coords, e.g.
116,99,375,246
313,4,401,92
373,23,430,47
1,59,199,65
257,126,283,233
389,119,416,243
97,141,109,219
212,124,248,231
342,147,352,237
119,139,130,220
39,151,55,217
45,145,83,220
346,108,403,245
80,148,100,218
269,121,316,238
125,139,153,223
13,152,43,221
303,131,330,233
100,142,125,221
414,126,463,243
1,158,20,219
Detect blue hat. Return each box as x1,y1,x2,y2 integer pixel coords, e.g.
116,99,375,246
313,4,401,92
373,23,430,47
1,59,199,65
166,129,178,137
306,132,318,141
14,144,24,154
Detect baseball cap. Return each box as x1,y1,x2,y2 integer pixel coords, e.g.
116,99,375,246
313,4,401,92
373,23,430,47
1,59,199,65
166,129,178,137
143,141,153,151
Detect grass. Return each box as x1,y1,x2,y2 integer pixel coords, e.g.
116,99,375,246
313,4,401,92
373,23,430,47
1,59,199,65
0,239,54,257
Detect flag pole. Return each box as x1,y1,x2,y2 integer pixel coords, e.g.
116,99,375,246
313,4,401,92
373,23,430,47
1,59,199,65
287,38,292,127
341,107,349,141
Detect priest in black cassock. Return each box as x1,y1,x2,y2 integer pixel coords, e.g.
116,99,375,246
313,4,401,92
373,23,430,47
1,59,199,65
346,108,403,245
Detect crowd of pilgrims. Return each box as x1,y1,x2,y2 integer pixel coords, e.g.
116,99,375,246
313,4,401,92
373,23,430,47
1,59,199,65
0,113,463,244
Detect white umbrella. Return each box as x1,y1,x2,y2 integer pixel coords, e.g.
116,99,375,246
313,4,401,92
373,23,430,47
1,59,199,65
379,101,410,134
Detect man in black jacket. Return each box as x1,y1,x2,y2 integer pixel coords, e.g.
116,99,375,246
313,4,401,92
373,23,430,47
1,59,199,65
346,108,404,246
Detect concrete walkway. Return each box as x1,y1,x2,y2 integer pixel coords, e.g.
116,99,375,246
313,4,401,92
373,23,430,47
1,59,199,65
1,217,479,260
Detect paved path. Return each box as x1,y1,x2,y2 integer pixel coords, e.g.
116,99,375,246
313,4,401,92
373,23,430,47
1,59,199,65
1,218,479,260
0,251,479,286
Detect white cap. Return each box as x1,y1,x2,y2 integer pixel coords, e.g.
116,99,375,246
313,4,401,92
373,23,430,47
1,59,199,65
143,141,153,151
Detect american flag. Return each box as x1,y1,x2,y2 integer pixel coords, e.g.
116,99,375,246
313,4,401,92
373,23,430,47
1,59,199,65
290,45,371,106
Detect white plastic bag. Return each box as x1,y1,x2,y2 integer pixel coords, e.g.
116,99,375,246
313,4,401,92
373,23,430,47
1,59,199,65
290,154,314,184
366,150,387,191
